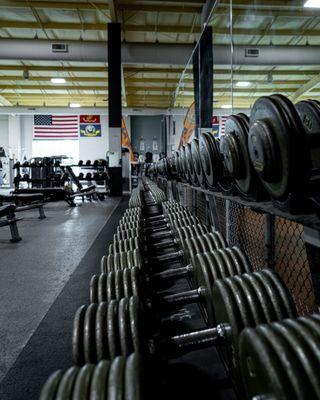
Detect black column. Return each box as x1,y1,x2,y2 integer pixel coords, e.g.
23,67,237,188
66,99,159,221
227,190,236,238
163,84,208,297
193,26,213,138
108,22,122,196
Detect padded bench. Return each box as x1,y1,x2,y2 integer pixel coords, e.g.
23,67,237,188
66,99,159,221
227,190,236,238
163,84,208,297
13,188,76,207
0,204,22,242
0,193,46,219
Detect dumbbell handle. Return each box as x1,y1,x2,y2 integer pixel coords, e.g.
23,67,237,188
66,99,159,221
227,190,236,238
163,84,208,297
149,230,173,241
162,287,203,308
161,324,230,358
152,249,184,264
144,223,170,234
153,264,193,281
148,238,178,251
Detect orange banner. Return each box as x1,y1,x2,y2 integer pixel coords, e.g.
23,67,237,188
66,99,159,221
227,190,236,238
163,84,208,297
121,118,135,162
178,102,196,148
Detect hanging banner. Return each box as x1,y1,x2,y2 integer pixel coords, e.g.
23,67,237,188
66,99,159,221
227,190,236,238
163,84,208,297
80,115,101,137
178,101,196,148
121,118,135,162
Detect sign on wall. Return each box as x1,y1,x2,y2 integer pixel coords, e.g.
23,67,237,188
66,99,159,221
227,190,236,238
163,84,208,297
80,115,101,137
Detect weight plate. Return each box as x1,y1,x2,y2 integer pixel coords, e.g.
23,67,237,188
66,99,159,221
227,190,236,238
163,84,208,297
55,366,79,400
203,252,220,281
260,269,297,318
120,252,128,269
123,268,132,298
39,370,64,400
84,303,98,363
242,273,275,324
89,360,111,400
248,96,293,199
107,255,115,273
107,271,116,302
239,327,289,400
258,324,307,399
90,275,99,304
191,138,205,187
129,296,141,353
216,231,227,248
230,247,251,273
100,255,107,274
107,300,120,359
233,275,263,326
115,271,124,300
185,142,197,185
119,298,132,356
218,249,238,276
252,271,284,321
276,320,320,398
133,249,143,269
109,243,114,255
130,268,140,298
209,250,228,279
199,132,224,188
125,353,142,400
96,302,109,361
224,248,242,275
72,363,95,400
107,356,126,400
205,233,221,251
73,305,87,365
98,274,107,303
226,278,254,329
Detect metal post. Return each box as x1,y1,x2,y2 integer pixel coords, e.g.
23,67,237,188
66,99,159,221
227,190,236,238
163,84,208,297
264,214,275,269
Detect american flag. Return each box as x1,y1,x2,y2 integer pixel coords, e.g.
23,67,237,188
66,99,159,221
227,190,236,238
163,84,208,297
33,115,79,139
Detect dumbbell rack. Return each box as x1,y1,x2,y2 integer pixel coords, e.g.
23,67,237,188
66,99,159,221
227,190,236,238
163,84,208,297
155,176,320,317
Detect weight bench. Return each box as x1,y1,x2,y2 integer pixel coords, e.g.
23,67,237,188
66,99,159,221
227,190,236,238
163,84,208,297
13,188,76,207
0,204,22,242
0,193,46,219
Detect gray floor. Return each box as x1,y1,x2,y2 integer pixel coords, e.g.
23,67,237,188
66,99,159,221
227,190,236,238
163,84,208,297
0,197,121,383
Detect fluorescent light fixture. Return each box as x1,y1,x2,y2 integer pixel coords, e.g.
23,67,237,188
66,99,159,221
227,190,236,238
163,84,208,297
236,81,251,87
304,0,320,7
221,104,232,109
51,77,66,84
69,103,81,108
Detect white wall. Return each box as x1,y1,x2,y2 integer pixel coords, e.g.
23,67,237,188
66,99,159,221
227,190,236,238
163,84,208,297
0,115,9,149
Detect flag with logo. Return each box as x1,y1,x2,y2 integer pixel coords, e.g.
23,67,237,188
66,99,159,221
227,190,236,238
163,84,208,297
80,115,101,137
33,115,79,139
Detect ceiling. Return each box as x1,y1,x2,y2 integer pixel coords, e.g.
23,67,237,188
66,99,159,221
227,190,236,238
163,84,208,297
0,0,320,109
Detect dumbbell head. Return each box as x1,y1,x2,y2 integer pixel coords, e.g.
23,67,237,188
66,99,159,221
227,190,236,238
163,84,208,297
109,237,140,255
101,249,143,273
72,297,142,365
90,268,140,303
239,313,320,400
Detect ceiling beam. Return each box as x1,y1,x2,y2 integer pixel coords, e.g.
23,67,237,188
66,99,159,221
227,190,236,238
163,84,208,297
0,1,109,9
292,73,320,100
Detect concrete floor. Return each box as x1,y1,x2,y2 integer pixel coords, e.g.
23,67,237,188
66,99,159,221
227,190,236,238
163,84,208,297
0,197,121,383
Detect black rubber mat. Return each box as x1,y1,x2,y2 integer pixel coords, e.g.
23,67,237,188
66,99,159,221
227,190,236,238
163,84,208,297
0,197,128,400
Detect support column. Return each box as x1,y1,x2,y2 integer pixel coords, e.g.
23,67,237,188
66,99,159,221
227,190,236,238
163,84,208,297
108,22,123,196
8,115,22,161
193,26,213,138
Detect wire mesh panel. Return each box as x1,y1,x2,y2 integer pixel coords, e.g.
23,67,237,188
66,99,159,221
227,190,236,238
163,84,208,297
274,217,317,316
195,191,207,225
214,196,227,236
228,202,266,271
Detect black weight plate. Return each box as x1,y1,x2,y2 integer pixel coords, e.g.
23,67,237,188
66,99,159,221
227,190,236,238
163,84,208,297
230,247,252,273
248,96,290,199
257,324,307,399
217,249,237,277
225,248,242,275
216,231,227,248
203,252,221,281
239,327,289,400
89,360,111,400
98,274,107,303
107,254,115,273
115,271,124,300
84,303,98,363
191,138,205,187
96,302,109,361
109,243,114,255
125,353,142,400
39,370,64,400
107,300,120,359
277,320,320,398
107,271,116,302
185,142,197,185
133,249,143,269
119,252,128,269
123,268,132,298
233,275,264,326
210,250,228,279
119,298,132,356
130,268,140,298
226,277,254,329
195,255,216,325
207,232,222,251
72,305,87,365
72,364,95,400
100,255,107,274
252,271,284,321
55,366,79,400
261,269,296,318
107,356,126,400
199,132,224,187
129,296,141,353
90,275,99,304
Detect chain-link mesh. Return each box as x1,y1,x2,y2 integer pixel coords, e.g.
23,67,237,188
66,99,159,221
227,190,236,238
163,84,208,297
214,197,227,236
274,218,317,315
228,202,266,271
195,191,207,225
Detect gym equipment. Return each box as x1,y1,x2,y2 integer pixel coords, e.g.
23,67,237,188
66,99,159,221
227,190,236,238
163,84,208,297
0,204,22,242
